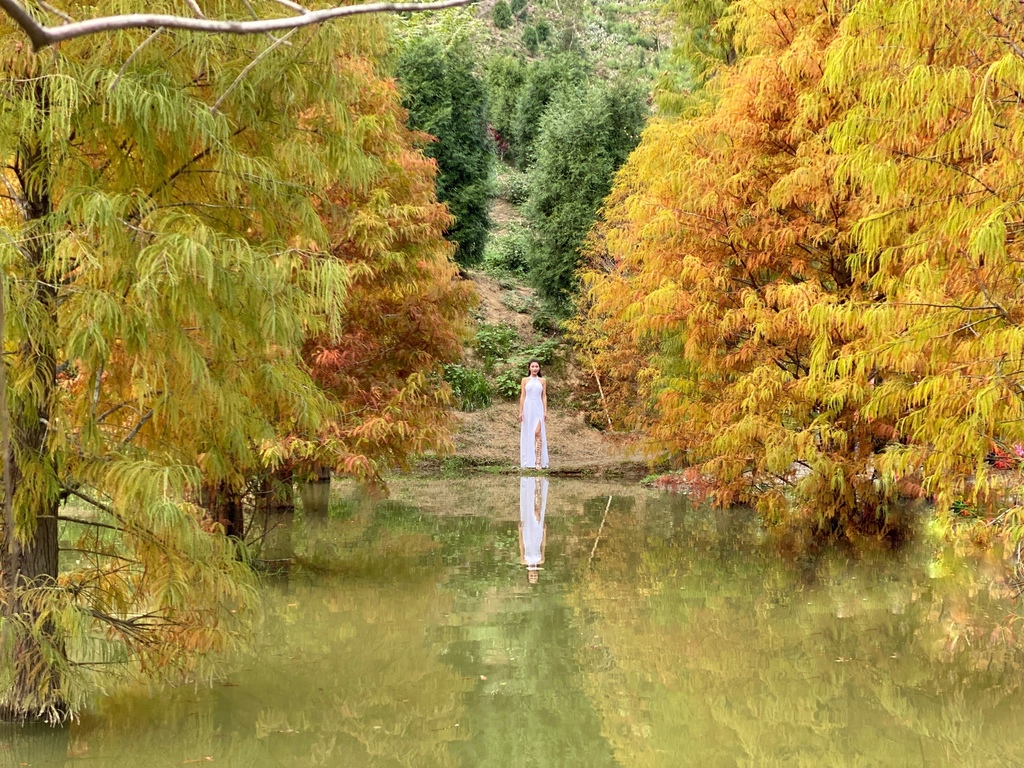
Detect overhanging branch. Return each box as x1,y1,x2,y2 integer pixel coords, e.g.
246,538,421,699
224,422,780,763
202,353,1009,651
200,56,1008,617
0,0,475,51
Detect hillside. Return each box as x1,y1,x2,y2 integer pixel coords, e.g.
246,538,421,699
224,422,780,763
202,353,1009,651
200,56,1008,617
445,270,642,476
472,0,672,77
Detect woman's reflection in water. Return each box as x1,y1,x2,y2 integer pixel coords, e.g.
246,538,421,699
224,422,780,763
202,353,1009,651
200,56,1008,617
519,476,548,583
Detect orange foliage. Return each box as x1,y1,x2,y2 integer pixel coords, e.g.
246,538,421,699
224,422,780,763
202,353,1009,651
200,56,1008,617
577,0,902,535
298,59,473,483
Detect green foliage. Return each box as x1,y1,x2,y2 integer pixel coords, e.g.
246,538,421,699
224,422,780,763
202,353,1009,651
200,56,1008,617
657,0,736,114
501,290,536,314
535,19,551,43
494,166,531,205
523,25,540,54
494,366,526,399
527,78,648,310
485,55,526,159
482,224,532,276
473,323,520,369
531,308,559,334
523,338,560,366
510,0,528,14
396,31,493,266
510,55,589,167
493,337,561,399
493,0,513,29
442,364,492,411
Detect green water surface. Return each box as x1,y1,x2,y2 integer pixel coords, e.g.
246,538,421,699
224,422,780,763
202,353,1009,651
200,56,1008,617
4,477,1024,767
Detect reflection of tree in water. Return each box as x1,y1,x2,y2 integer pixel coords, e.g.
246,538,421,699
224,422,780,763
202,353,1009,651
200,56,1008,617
37,509,473,768
13,481,1023,768
568,495,1024,767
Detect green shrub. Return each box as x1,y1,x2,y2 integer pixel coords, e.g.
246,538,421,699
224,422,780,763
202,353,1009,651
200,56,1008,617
522,26,540,54
495,167,531,205
510,0,527,14
535,19,551,43
500,291,535,314
493,0,513,29
494,366,525,400
531,308,559,334
473,323,520,369
482,224,532,276
523,338,560,365
442,364,492,411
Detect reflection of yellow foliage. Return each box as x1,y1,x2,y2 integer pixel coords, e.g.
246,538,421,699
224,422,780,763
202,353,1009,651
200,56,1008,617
59,515,470,768
569,504,1024,767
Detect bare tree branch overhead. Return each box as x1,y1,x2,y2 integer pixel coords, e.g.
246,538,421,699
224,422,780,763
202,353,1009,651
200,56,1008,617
0,0,475,51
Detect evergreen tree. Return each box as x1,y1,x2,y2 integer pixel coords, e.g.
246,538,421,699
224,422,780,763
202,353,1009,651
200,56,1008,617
510,54,587,167
485,54,527,159
396,31,492,266
528,79,647,311
493,0,513,29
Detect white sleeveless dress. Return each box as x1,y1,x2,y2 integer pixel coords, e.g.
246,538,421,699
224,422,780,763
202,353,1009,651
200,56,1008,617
520,376,549,469
520,476,547,567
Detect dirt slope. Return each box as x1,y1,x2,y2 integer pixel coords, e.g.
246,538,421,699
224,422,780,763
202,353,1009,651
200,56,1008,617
444,271,643,476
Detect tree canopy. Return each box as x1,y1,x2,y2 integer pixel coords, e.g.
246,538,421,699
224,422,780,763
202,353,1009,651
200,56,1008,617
0,6,469,720
575,0,1024,541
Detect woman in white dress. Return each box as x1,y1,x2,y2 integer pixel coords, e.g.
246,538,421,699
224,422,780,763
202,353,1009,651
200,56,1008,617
518,360,548,469
519,476,548,583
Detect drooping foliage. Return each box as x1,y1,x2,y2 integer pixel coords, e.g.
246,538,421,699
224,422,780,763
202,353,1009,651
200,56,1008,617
527,78,647,312
0,5,468,721
297,67,473,484
655,0,736,114
577,0,1024,541
575,0,884,535
395,29,492,266
815,0,1024,529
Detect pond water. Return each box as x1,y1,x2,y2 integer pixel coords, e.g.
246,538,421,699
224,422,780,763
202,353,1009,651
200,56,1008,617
5,477,1024,767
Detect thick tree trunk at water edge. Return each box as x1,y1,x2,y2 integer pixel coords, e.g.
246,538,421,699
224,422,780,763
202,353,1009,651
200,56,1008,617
1,132,68,721
1,504,65,722
200,483,246,539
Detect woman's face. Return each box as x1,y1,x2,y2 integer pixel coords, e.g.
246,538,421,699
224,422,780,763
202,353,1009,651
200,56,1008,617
529,362,540,376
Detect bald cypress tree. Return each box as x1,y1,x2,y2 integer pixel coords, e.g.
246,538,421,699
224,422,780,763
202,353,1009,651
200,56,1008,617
0,6,467,721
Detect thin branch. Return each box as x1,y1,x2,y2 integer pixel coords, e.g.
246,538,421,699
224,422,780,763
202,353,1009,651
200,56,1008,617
0,0,475,51
182,0,205,18
109,28,165,91
35,0,72,22
60,546,139,563
49,514,123,533
269,0,309,14
211,27,297,114
120,409,153,446
64,486,117,516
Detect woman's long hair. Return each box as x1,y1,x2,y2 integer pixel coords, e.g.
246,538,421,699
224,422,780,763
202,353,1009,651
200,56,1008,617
526,359,542,377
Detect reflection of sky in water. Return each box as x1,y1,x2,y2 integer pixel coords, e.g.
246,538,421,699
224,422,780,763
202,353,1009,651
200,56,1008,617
6,477,1024,767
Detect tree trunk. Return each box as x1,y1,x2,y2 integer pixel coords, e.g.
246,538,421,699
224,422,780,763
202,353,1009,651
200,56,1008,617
200,482,246,539
1,132,66,721
298,464,331,517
